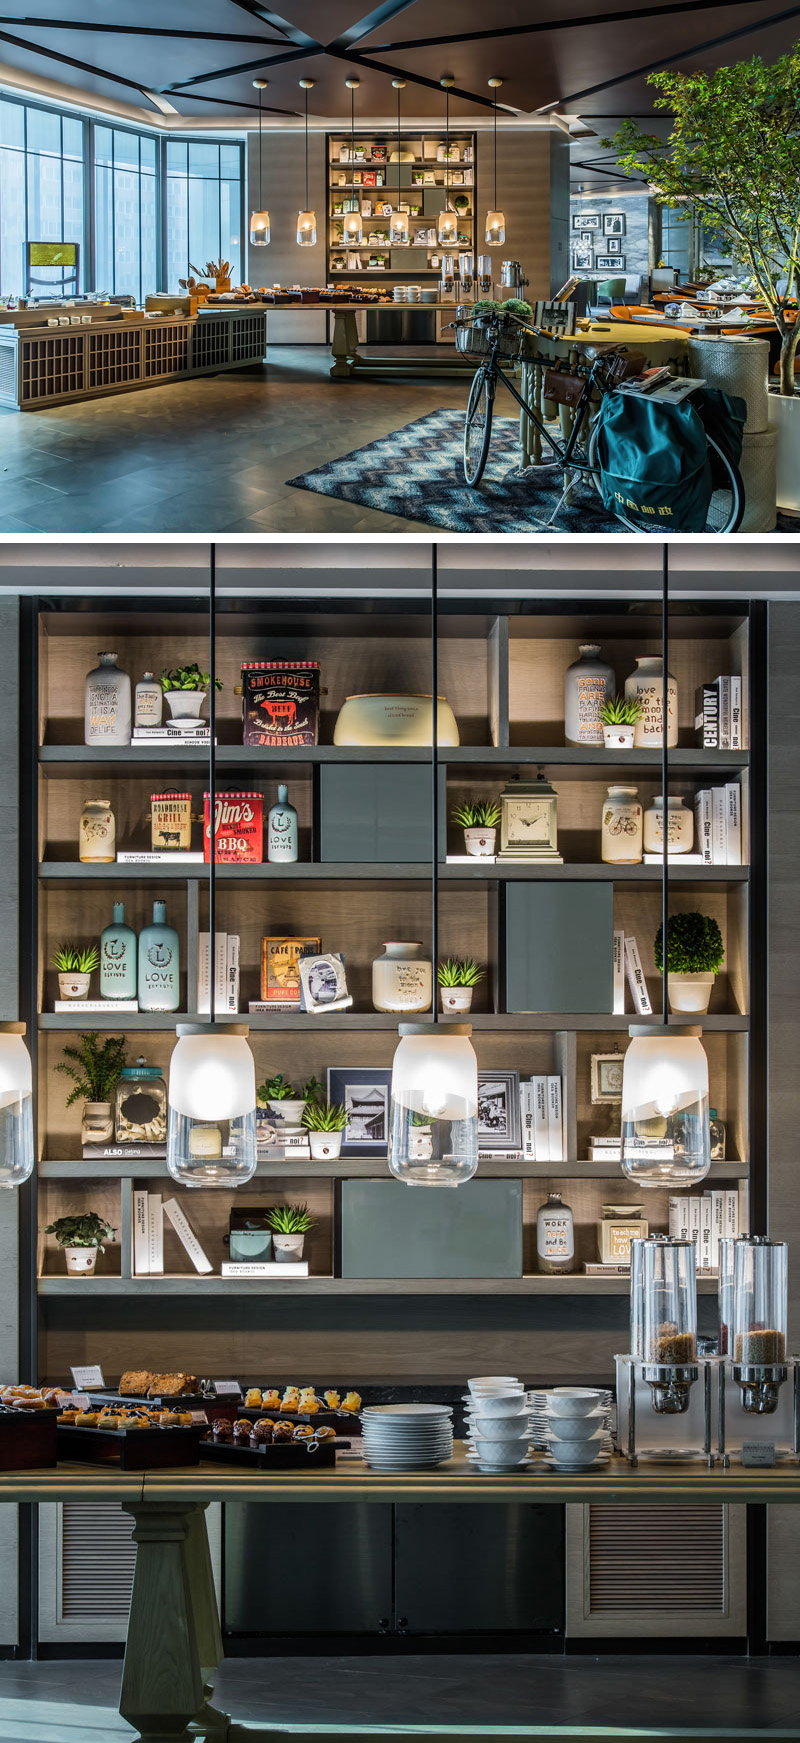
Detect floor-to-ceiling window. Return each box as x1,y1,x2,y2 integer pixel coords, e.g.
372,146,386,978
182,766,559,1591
166,140,242,292
0,97,84,295
94,125,158,302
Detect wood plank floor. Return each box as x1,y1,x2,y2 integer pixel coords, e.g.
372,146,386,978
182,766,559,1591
0,347,502,536
2,1654,800,1739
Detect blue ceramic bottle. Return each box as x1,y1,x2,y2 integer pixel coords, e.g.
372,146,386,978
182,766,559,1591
138,899,180,1012
267,783,298,863
100,902,137,1001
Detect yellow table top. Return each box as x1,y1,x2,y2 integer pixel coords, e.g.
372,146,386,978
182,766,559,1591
560,321,690,345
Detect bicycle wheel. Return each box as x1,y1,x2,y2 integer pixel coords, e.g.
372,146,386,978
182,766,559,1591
585,420,744,534
463,368,494,487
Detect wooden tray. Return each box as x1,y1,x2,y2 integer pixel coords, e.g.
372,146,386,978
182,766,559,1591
57,1424,203,1470
199,1436,340,1468
0,1410,58,1471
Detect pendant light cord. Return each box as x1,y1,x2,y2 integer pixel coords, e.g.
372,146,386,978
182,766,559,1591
351,83,355,200
397,82,401,214
445,86,450,213
493,89,497,211
304,85,309,212
662,542,669,1024
431,543,439,1024
209,542,216,1024
258,85,262,208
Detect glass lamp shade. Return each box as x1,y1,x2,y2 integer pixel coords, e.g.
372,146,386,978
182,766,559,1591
485,210,506,246
389,209,409,245
621,1026,711,1188
249,209,271,246
437,206,458,246
342,210,363,244
297,210,316,246
388,1022,479,1188
0,1022,33,1189
167,1024,257,1188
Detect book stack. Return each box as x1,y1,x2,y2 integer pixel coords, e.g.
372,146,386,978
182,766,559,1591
197,932,240,1015
519,1077,564,1163
668,1187,744,1274
82,1141,166,1162
133,720,211,745
621,934,652,1016
694,676,744,749
589,1134,622,1164
133,1193,212,1277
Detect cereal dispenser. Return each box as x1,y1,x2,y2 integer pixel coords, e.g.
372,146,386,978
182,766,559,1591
717,1236,799,1463
616,1236,714,1464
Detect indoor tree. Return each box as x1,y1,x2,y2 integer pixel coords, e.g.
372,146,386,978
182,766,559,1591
607,47,800,395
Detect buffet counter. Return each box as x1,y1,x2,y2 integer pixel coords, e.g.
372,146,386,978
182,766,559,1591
3,1453,800,1743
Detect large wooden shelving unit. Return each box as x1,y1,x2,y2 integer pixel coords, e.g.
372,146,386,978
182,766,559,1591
26,584,758,1384
326,127,476,281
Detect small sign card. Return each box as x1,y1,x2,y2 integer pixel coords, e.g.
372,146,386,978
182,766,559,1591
742,1442,776,1467
212,1380,242,1397
57,1391,90,1409
70,1364,105,1390
190,1410,209,1426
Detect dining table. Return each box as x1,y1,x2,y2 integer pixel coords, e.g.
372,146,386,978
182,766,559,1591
518,318,690,468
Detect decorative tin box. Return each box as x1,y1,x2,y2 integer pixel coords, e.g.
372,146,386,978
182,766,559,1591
241,662,320,747
204,791,263,863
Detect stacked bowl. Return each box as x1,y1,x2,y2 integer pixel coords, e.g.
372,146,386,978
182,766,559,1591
361,1403,453,1471
463,1376,532,1473
538,1387,610,1471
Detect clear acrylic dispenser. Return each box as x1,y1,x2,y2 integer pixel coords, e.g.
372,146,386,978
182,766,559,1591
718,1236,799,1464
616,1235,713,1464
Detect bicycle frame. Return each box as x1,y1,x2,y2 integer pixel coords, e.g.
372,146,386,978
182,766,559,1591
475,340,603,474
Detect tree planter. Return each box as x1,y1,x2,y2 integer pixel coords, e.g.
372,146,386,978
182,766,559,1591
80,1102,113,1145
768,392,800,514
64,1247,97,1276
667,972,715,1015
272,1233,305,1262
58,972,91,1000
441,986,474,1013
165,690,207,720
308,1131,343,1161
464,827,496,857
603,724,636,750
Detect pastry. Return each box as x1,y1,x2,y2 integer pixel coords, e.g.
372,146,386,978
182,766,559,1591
245,1388,262,1409
280,1391,300,1414
119,1370,154,1397
233,1419,251,1443
58,1409,78,1424
323,1390,341,1410
272,1420,293,1442
159,1410,182,1428
298,1392,319,1414
314,1425,336,1441
260,1389,280,1410
293,1424,313,1440
213,1418,233,1441
252,1418,274,1444
174,1411,193,1427
74,1411,99,1426
341,1391,362,1413
148,1373,197,1398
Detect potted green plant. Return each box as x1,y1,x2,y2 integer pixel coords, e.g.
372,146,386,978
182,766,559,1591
160,662,223,721
257,1073,322,1127
266,1202,315,1262
302,1099,349,1160
654,911,725,1014
44,1211,116,1277
437,957,484,1014
601,693,643,750
451,799,501,857
55,1032,128,1146
51,942,99,1001
608,49,800,508
408,1108,434,1161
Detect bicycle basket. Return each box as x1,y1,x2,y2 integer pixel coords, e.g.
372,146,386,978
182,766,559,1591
455,313,526,361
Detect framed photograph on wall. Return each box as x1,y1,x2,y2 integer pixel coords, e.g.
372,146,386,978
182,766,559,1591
477,1069,521,1153
604,212,626,236
573,212,600,231
595,255,625,271
328,1067,393,1157
581,231,596,246
572,244,594,272
606,238,622,255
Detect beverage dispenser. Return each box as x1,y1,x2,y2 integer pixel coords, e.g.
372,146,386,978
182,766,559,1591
718,1236,799,1463
616,1236,713,1464
477,255,493,296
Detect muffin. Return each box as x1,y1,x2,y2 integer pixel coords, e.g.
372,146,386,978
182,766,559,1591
252,1418,274,1444
272,1420,294,1442
213,1418,233,1442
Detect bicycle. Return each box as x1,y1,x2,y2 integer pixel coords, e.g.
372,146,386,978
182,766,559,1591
456,308,744,534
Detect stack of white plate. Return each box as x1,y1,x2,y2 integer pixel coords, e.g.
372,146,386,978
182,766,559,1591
407,284,421,302
393,285,408,302
463,1375,532,1473
537,1387,610,1471
361,1403,453,1471
421,288,438,303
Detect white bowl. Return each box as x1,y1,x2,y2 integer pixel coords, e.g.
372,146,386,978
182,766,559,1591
545,1411,606,1441
546,1389,602,1417
463,1393,526,1417
548,1436,605,1464
468,1375,519,1389
472,1436,531,1460
465,1418,531,1442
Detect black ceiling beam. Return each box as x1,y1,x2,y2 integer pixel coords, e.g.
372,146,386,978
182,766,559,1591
163,44,317,95
326,0,419,52
545,0,800,107
571,156,646,180
368,0,772,52
224,2,320,50
327,48,501,109
0,24,157,95
0,15,283,42
170,92,298,114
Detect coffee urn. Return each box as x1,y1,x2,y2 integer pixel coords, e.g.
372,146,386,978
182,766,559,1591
717,1236,799,1463
616,1236,713,1464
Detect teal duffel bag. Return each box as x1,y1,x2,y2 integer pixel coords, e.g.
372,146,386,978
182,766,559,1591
594,391,713,531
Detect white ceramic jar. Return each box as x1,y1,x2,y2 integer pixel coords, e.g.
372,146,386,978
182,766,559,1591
536,1192,575,1275
601,785,643,864
84,652,131,747
333,694,460,747
79,797,116,863
564,644,614,745
643,794,694,855
372,942,432,1013
624,656,678,748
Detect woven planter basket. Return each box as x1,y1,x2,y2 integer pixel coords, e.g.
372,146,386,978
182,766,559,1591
688,335,770,434
737,426,777,532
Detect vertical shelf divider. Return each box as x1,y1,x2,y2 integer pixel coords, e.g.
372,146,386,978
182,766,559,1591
119,1177,133,1281
488,614,510,749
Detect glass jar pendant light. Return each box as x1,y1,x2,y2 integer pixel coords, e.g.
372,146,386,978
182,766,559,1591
342,78,363,245
437,78,458,247
167,546,258,1190
485,79,506,246
0,1022,34,1189
389,80,409,246
249,80,270,246
297,79,316,246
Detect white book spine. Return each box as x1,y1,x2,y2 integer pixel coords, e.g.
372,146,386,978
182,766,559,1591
737,1180,749,1236
624,937,652,1016
133,1190,150,1277
197,932,211,1016
613,929,625,1015
711,786,727,865
725,783,741,866
724,1189,739,1241
717,676,731,749
521,1082,536,1161
668,1195,682,1239
547,1076,563,1163
213,931,228,1016
226,933,240,1015
730,675,742,750
147,1194,163,1275
695,790,713,865
677,1195,690,1243
688,1194,702,1251
711,1190,724,1274
532,1076,549,1162
699,1194,713,1274
163,1197,214,1275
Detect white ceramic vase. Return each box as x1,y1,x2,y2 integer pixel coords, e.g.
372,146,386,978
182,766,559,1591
602,724,636,750
333,694,459,747
624,656,678,748
601,786,643,865
58,972,91,999
440,985,474,1013
308,1131,343,1160
165,690,207,720
372,942,432,1013
667,971,715,1015
643,795,693,855
464,827,496,857
80,1102,113,1145
64,1247,97,1275
272,1233,305,1262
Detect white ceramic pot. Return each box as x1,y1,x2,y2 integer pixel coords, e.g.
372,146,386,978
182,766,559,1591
408,1126,433,1160
601,785,643,865
64,1247,97,1275
80,1102,113,1145
268,1098,307,1125
464,827,496,857
768,390,800,512
440,985,473,1013
272,1232,305,1262
643,795,694,855
58,972,91,1000
308,1130,343,1161
165,690,207,720
667,971,715,1015
372,942,432,1014
333,693,460,747
624,656,678,748
602,724,636,750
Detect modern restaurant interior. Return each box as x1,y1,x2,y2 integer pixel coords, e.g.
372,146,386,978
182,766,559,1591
0,534,798,1743
0,2,797,534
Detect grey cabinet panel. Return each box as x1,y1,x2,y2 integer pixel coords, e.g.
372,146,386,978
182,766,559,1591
395,1503,563,1634
505,881,613,1014
341,1179,523,1279
224,1502,393,1634
320,763,446,862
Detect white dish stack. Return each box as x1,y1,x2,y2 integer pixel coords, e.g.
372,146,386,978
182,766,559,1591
361,1403,453,1470
463,1375,533,1472
536,1387,610,1470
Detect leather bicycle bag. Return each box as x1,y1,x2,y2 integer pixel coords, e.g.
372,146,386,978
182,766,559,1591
543,369,585,406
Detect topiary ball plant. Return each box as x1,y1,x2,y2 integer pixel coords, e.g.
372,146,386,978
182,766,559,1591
654,912,725,975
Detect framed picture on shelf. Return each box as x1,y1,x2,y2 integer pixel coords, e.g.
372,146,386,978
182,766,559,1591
595,255,625,271
574,212,600,231
328,1067,393,1157
590,1051,625,1105
572,244,594,272
604,212,626,236
477,1070,521,1153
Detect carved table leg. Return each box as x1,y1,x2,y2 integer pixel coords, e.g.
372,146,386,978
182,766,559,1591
120,1501,229,1743
330,308,359,378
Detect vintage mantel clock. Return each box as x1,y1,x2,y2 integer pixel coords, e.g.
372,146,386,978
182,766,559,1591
498,774,562,863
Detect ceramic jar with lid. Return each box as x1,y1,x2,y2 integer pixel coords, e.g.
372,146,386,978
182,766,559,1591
536,1192,575,1275
564,644,614,745
601,785,643,864
643,795,694,855
79,797,115,863
372,942,432,1013
624,656,678,748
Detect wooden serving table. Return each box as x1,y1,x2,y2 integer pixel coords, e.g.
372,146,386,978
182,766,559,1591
4,1450,800,1742
518,320,689,468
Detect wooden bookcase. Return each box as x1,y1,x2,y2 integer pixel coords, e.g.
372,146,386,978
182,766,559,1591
326,128,476,281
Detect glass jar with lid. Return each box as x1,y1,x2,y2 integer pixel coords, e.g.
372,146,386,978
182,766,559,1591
115,1058,167,1145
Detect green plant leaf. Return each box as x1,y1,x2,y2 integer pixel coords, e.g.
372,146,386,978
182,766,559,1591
654,911,725,974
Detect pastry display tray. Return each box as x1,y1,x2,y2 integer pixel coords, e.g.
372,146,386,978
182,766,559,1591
0,1411,58,1470
57,1425,204,1469
198,1437,342,1468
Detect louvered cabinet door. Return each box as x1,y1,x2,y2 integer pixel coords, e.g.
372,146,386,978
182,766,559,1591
566,1505,747,1638
38,1503,222,1644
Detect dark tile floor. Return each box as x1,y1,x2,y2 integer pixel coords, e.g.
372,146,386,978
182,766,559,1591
0,347,490,536
2,1653,800,1739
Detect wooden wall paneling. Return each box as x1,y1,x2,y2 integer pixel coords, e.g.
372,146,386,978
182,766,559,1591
727,1030,749,1187
0,595,20,1646
613,882,746,1018
38,1178,124,1277
247,128,327,343
487,616,509,749
475,131,559,302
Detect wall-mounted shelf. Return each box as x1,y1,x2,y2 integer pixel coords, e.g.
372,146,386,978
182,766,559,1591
37,1011,749,1033
38,1157,750,1181
35,1274,721,1298
39,745,751,771
39,861,750,884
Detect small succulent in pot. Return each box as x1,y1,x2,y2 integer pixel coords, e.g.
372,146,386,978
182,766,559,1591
266,1201,315,1262
654,910,725,1015
600,693,642,750
51,942,100,1001
160,662,223,720
258,1073,322,1126
44,1210,116,1276
302,1099,349,1160
438,957,484,1013
451,799,501,858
